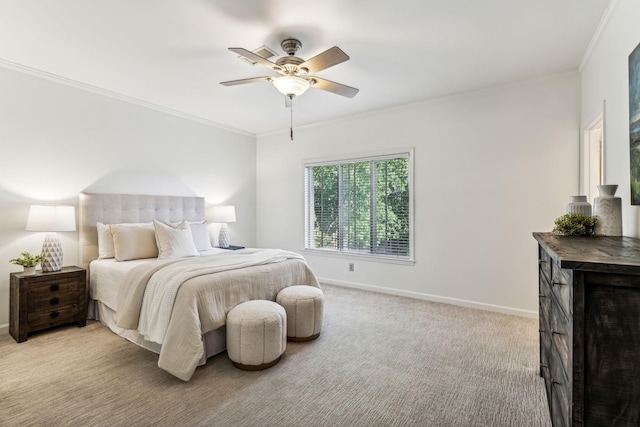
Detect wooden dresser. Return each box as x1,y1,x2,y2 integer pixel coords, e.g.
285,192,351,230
533,232,640,426
10,266,87,343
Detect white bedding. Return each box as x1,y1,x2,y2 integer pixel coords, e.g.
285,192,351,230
90,258,153,309
89,249,227,308
134,249,305,345
88,248,232,365
89,248,320,381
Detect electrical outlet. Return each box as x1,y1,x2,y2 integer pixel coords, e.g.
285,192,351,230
349,263,355,272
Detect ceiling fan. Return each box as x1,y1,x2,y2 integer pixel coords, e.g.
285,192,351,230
220,38,359,103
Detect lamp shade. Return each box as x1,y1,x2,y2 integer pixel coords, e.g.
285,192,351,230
210,205,236,223
272,76,310,97
26,205,76,232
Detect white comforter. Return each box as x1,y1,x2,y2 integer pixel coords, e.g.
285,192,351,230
115,249,320,381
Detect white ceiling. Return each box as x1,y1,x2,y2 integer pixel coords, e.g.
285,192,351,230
0,0,611,135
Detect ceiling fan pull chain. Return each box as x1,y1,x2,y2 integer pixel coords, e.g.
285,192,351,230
290,96,294,141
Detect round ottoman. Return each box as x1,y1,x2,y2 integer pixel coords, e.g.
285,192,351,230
276,285,324,342
226,300,287,371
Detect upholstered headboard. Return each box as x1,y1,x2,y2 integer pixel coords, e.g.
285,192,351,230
78,192,205,269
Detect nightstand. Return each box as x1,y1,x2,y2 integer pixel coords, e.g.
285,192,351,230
10,266,87,343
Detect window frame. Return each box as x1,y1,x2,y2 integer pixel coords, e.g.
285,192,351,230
303,148,415,265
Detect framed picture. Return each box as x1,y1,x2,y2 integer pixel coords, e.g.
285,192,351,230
630,41,640,204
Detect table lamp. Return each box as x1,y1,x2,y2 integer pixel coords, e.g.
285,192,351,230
26,205,76,272
211,205,236,249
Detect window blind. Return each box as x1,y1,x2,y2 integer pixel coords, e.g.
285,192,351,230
304,152,410,258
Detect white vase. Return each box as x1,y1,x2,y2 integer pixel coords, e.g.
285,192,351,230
23,266,36,276
594,185,622,236
566,195,592,216
41,233,63,272
218,223,230,248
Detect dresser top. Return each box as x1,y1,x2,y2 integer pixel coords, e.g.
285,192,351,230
533,232,640,274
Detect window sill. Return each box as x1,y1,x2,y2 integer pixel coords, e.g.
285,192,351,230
302,248,415,266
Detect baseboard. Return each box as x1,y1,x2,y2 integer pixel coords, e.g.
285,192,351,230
0,323,8,335
318,278,538,319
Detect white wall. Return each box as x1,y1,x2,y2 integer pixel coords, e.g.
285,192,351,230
580,0,640,237
256,73,581,316
0,48,588,329
0,66,256,330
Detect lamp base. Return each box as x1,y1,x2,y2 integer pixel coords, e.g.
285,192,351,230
41,233,63,272
218,224,230,249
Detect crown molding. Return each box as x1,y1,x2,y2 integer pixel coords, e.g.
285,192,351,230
579,0,618,72
0,58,254,137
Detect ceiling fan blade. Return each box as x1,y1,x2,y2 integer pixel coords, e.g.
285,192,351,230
299,46,350,74
229,48,281,70
310,77,359,98
220,76,272,86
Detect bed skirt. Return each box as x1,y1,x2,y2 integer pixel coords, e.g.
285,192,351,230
87,299,227,366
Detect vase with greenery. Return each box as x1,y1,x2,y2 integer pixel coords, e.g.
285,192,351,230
9,251,46,276
553,213,598,236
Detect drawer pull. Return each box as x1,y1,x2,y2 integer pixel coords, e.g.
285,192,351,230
50,284,59,291
539,260,548,265
539,294,547,299
50,311,59,318
539,329,547,333
552,281,565,287
552,380,562,387
552,330,564,336
50,297,59,305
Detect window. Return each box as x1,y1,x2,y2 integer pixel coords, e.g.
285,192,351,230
304,150,412,260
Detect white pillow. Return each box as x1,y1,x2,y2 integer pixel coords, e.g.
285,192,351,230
153,220,199,259
165,220,213,251
97,222,115,259
189,222,213,251
98,222,156,259
110,223,158,261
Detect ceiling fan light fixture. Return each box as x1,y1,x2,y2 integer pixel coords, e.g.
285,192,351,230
273,75,310,97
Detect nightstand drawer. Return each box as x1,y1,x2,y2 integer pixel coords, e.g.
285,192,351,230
27,277,79,298
28,291,80,313
27,305,79,331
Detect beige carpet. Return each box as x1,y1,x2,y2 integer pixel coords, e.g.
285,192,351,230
0,284,550,427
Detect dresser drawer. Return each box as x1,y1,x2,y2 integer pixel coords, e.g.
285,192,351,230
540,328,552,381
549,346,570,427
550,301,571,378
27,305,79,332
551,263,572,317
551,383,570,427
539,276,552,371
539,247,552,283
540,362,553,410
539,275,552,327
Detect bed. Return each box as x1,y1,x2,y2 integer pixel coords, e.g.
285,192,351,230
79,192,320,381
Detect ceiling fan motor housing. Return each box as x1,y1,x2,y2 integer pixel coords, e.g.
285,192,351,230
275,56,306,75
